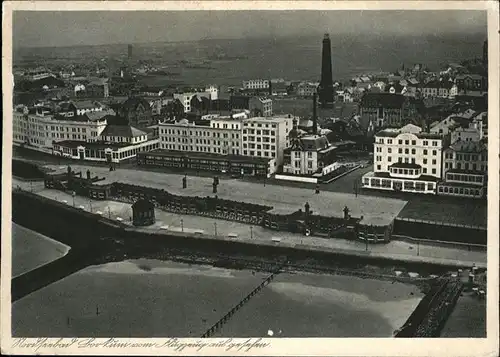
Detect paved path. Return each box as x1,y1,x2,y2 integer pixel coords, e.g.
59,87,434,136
44,164,407,226
13,179,486,269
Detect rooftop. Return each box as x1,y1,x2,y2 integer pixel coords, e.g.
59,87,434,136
360,93,406,109
138,149,271,165
53,140,131,150
449,140,487,153
100,125,147,138
72,100,102,110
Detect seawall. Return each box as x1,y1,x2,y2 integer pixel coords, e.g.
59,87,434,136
12,190,479,301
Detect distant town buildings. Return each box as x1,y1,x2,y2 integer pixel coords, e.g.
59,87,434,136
242,79,270,90
296,82,319,97
117,97,153,127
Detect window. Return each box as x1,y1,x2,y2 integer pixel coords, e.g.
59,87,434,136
388,148,392,153
411,149,416,154
432,159,436,165
423,149,428,155
411,140,416,145
398,148,403,154
432,168,436,174
432,150,437,156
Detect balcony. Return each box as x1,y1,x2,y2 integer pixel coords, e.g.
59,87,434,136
388,163,422,179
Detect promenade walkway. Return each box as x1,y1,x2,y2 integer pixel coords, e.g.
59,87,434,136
43,164,407,226
13,178,486,269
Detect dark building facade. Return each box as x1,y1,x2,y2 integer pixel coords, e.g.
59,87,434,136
132,199,156,226
118,97,153,128
318,34,335,108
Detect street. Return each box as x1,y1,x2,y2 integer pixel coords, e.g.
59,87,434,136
13,178,486,269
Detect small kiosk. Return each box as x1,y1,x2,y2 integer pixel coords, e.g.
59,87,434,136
132,199,156,226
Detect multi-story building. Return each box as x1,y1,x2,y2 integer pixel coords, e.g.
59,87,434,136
13,107,111,151
451,126,481,144
359,93,407,132
117,97,153,128
53,128,159,163
24,67,54,81
242,79,270,90
13,106,29,144
173,92,211,113
282,132,336,176
296,82,319,97
455,74,486,91
158,118,242,155
86,78,110,98
439,140,487,198
241,116,294,173
58,100,104,117
249,97,272,117
362,124,446,194
205,85,219,100
421,81,440,98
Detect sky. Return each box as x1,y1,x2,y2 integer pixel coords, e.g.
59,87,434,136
13,10,487,48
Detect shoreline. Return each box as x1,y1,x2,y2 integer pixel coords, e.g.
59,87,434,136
12,223,71,278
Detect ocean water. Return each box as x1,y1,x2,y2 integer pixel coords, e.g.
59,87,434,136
14,33,485,86
12,259,422,337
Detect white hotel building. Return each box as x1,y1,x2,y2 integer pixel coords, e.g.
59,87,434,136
241,116,294,173
362,124,446,194
13,106,109,152
158,115,294,174
13,105,159,163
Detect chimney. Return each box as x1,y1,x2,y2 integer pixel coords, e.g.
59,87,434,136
312,93,318,135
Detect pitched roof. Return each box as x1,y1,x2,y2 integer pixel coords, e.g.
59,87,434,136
122,97,151,110
100,125,147,138
72,100,101,110
132,198,155,210
85,109,116,121
360,93,406,109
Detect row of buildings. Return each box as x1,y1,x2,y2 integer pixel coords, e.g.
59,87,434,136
362,119,488,198
13,103,160,164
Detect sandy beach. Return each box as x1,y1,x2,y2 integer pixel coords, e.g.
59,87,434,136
12,259,422,337
12,223,71,278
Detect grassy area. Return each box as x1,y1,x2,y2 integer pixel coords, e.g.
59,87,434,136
398,197,487,228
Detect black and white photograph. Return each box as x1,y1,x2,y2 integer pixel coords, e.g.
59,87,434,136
1,1,499,356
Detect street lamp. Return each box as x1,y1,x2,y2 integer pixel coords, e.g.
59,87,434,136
181,218,184,232
250,226,253,239
214,222,217,237
72,191,76,207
